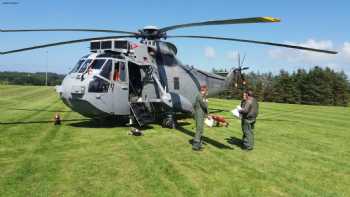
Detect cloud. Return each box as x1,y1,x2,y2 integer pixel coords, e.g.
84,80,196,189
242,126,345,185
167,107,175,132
267,39,350,76
268,39,335,63
226,50,239,62
341,42,350,62
204,46,216,59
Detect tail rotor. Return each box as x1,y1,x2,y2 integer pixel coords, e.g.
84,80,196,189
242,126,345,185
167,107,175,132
233,53,249,90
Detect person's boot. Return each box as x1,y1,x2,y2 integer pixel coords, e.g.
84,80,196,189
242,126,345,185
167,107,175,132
192,146,202,151
242,145,253,151
192,141,202,151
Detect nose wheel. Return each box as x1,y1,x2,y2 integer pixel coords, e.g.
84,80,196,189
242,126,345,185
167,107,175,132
161,113,177,129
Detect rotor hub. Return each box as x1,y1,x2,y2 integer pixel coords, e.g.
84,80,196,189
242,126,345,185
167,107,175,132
139,26,166,40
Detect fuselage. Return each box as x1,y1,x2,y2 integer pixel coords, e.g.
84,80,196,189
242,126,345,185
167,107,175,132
57,40,232,119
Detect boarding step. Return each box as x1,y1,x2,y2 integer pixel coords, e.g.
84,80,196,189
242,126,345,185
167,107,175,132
129,102,155,127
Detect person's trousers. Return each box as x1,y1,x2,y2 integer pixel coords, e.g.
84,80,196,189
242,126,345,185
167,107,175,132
241,119,255,149
193,115,204,148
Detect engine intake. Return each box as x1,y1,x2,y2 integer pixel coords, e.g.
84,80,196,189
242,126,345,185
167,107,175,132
90,39,130,54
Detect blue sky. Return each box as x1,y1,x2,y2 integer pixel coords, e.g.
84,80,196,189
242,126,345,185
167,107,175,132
0,0,349,75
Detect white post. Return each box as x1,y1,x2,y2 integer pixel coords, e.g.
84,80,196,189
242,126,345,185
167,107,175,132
45,51,48,86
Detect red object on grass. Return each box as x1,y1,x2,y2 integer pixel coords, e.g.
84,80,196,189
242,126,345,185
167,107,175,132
211,115,226,123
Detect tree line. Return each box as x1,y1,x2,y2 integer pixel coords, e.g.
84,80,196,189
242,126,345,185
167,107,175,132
214,66,350,106
0,71,65,86
1,67,349,106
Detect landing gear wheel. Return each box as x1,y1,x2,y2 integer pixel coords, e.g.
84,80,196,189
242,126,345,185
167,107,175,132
161,113,177,129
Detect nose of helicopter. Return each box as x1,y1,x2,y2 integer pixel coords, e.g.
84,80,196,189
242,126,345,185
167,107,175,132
57,75,88,114
56,75,74,108
58,74,88,107
56,74,109,118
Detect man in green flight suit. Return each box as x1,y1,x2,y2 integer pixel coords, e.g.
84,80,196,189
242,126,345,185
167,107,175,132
239,90,259,151
192,85,208,151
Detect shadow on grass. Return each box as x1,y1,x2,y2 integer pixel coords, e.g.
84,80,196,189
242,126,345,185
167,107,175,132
226,137,244,149
69,119,154,130
176,121,191,127
208,107,230,114
70,120,126,128
176,126,233,150
0,118,89,125
3,107,72,113
258,118,299,123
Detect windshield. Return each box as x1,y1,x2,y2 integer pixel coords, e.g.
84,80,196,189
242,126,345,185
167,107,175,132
100,59,112,79
90,59,106,69
78,59,92,73
70,59,85,73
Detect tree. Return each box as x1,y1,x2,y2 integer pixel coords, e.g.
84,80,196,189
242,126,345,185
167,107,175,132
210,66,350,106
332,71,350,106
272,70,298,103
0,71,65,86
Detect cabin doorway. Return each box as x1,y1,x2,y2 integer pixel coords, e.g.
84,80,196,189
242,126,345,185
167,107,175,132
128,61,143,102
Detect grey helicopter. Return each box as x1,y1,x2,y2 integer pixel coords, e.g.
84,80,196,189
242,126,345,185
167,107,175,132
0,17,337,127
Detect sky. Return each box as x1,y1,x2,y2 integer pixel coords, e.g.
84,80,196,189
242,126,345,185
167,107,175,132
0,0,349,76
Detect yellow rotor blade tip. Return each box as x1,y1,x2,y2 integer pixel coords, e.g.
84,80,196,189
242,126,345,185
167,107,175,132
262,17,281,22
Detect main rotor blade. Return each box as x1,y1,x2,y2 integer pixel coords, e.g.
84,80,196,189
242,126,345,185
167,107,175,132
160,17,280,32
0,35,136,55
168,35,337,54
1,28,138,35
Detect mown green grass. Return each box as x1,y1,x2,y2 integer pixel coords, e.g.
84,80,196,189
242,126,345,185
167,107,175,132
0,85,349,197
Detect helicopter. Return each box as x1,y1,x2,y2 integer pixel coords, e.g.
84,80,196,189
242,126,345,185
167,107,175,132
0,17,337,127
214,53,250,89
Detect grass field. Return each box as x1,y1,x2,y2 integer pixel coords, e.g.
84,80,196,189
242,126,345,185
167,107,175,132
0,85,349,197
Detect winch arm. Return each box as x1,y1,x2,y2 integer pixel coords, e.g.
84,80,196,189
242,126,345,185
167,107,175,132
151,72,173,108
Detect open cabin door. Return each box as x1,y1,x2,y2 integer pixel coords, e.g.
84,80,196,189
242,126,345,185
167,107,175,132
111,60,129,115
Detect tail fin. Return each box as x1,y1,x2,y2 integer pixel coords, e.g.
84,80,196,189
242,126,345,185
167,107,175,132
224,66,249,90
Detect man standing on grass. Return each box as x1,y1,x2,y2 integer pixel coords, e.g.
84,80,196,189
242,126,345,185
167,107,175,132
192,85,208,151
239,90,259,151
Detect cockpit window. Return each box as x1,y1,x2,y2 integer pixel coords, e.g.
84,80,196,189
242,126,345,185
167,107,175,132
100,59,112,79
88,76,110,93
112,61,127,81
78,59,92,73
163,54,178,66
70,59,85,73
119,62,127,81
90,59,106,69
